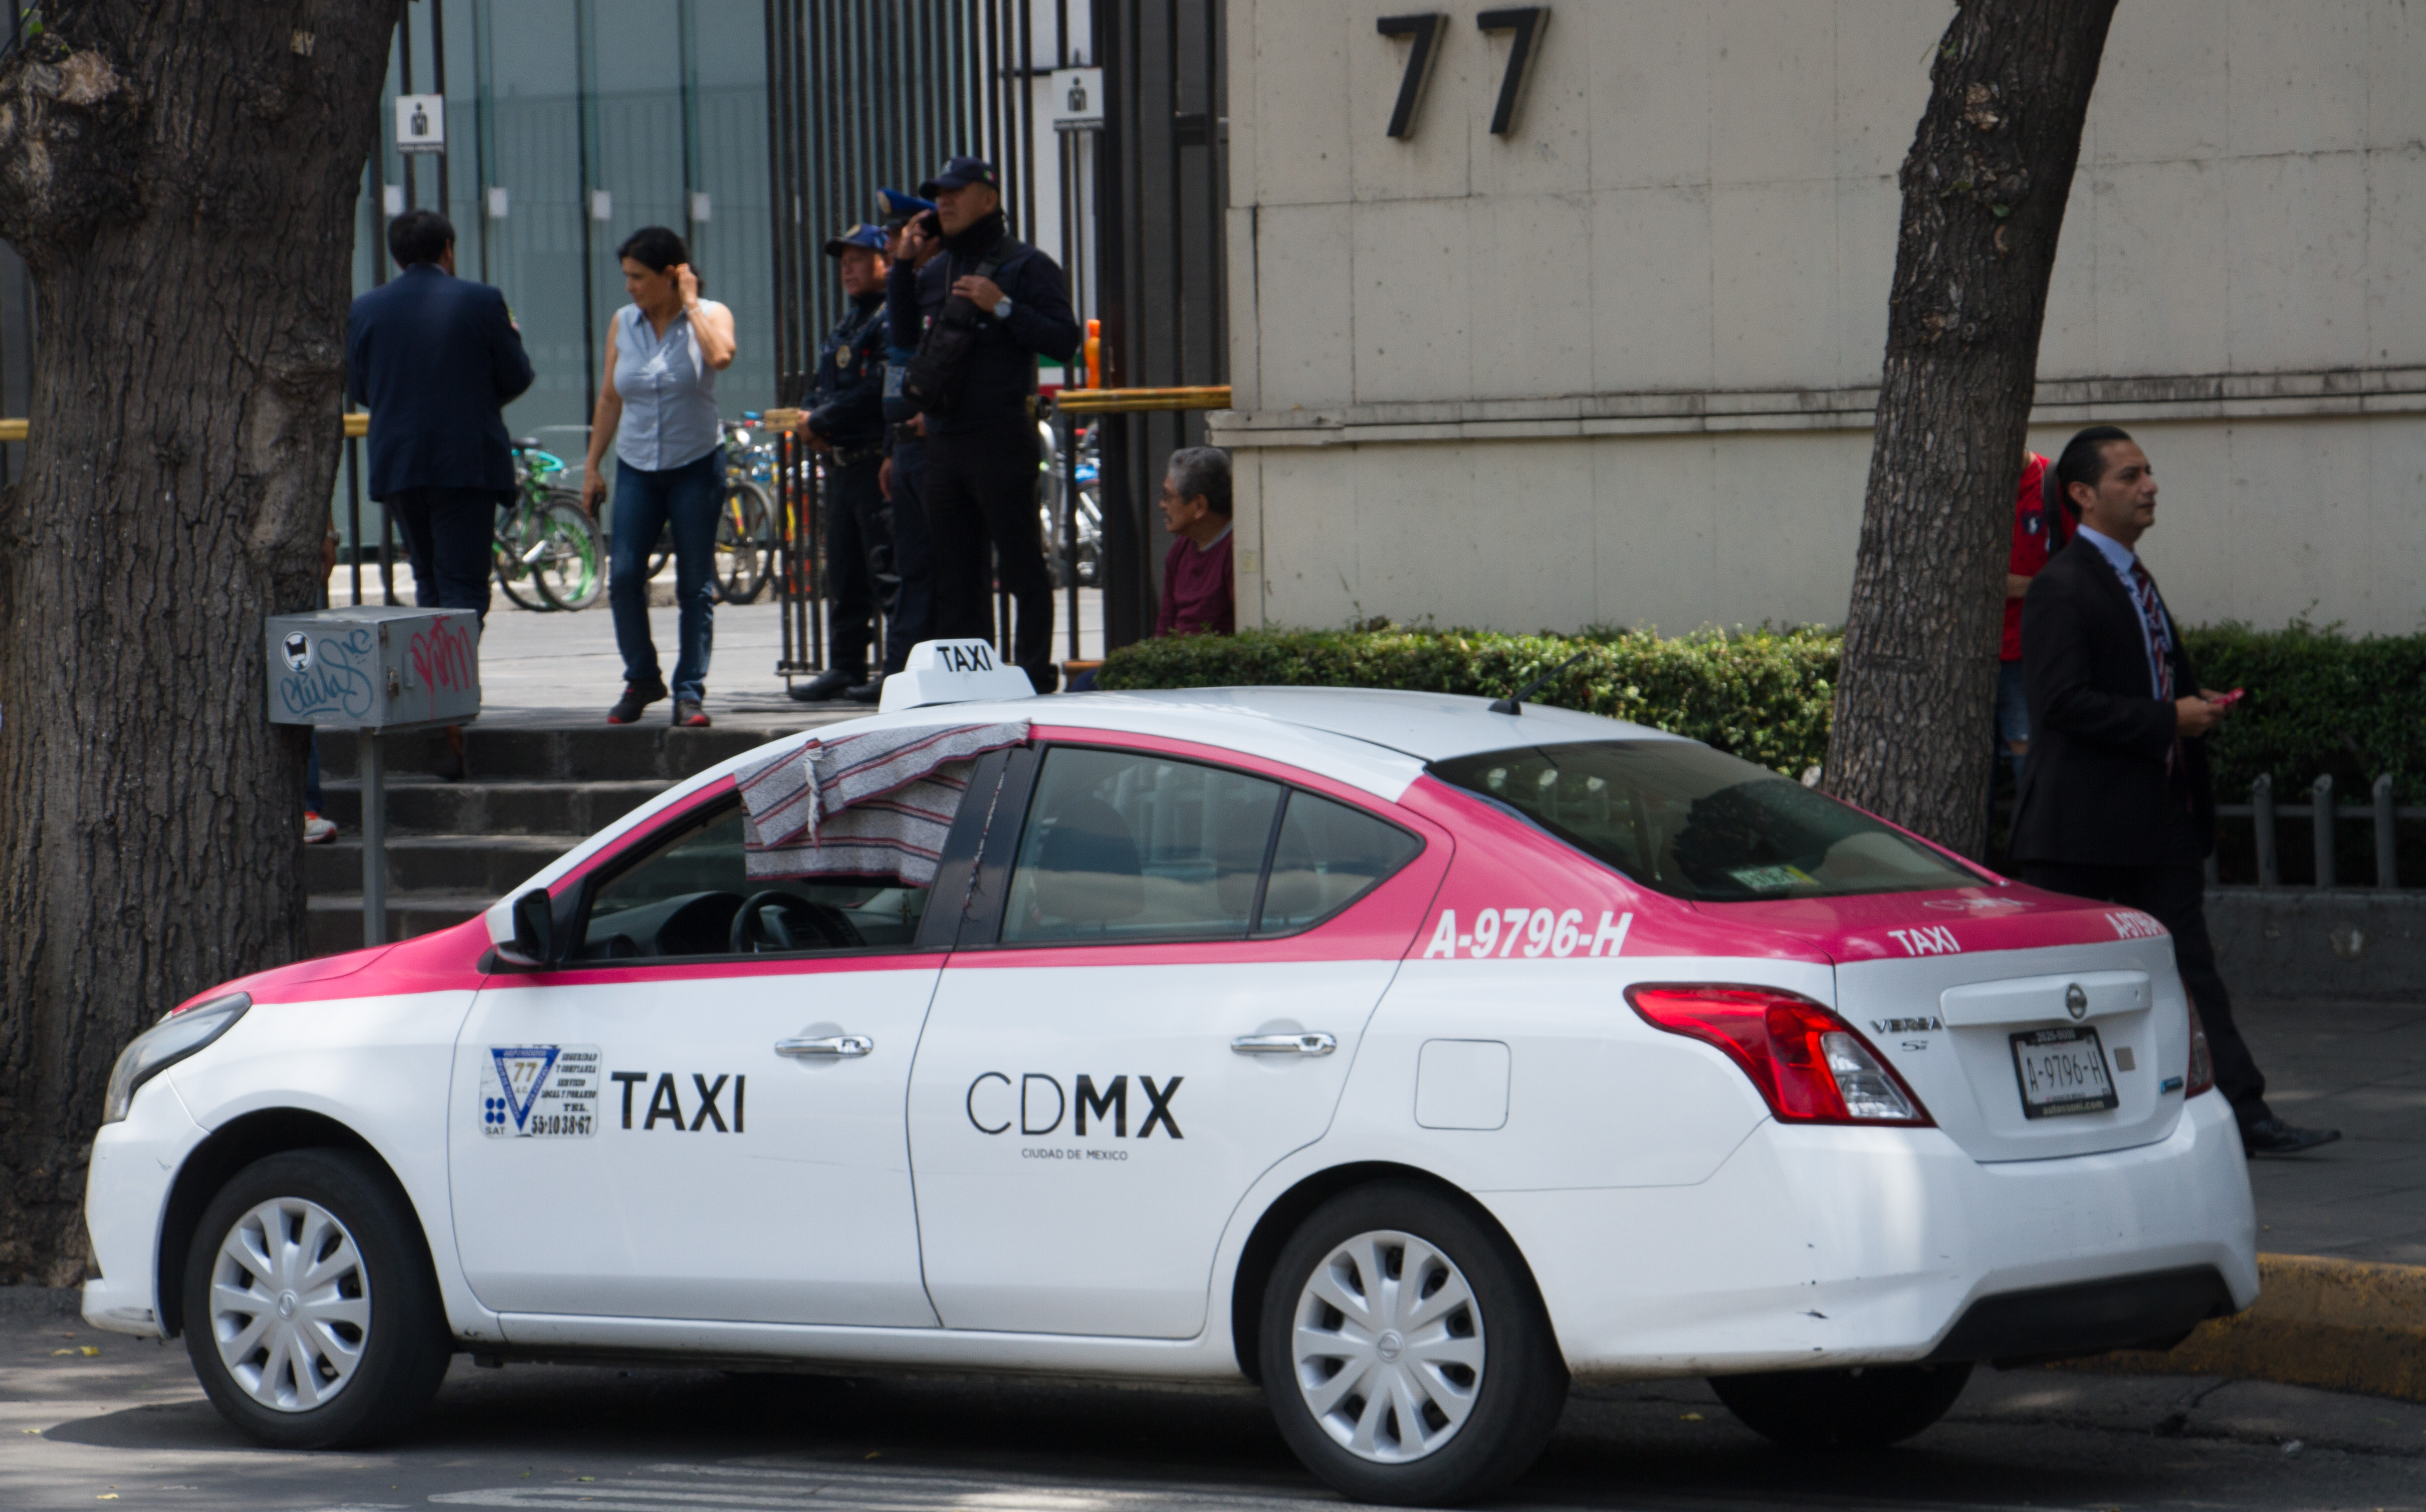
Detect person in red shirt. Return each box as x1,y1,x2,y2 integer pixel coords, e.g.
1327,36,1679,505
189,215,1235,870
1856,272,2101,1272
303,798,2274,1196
1154,446,1235,638
1999,450,2078,784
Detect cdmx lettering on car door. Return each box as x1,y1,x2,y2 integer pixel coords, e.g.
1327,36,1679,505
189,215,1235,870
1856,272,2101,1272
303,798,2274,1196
962,1069,1185,1159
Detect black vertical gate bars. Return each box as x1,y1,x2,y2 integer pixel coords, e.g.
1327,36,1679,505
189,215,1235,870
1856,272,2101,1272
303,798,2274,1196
763,0,1057,681
1089,0,1226,650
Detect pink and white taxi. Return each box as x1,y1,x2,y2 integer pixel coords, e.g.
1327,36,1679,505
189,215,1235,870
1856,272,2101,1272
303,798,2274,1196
82,641,2254,1505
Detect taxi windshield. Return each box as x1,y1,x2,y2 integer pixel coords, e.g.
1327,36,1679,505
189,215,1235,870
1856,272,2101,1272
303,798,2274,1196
1428,740,1986,903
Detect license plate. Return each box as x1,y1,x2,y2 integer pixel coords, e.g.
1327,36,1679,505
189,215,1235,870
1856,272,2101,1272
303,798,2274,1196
2010,1025,2119,1118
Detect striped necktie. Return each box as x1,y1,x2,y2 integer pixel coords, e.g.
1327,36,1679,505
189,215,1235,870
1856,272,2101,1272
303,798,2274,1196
2128,560,2175,700
2130,559,2187,785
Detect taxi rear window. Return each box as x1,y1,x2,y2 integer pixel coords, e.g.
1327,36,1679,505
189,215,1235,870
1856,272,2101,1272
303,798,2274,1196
1428,740,1985,903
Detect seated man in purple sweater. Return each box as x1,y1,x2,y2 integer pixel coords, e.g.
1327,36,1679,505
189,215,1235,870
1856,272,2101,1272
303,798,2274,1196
1154,445,1235,638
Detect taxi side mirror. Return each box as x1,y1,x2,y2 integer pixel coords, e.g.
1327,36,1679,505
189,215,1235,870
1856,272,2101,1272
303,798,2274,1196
498,888,559,969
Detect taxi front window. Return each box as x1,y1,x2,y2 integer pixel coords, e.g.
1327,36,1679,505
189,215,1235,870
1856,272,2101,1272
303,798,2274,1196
1428,740,1985,902
580,804,929,958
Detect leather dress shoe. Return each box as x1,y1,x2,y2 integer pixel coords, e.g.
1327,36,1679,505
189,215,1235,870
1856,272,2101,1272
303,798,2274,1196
788,668,861,703
845,674,886,705
2240,1115,2341,1157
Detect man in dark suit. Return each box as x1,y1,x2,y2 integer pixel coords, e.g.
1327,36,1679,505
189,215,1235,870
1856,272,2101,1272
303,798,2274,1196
346,209,534,623
2013,426,2337,1156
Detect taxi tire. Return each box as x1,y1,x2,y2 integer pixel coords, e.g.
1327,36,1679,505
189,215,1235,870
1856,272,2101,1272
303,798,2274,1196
1259,1182,1567,1506
1708,1361,1973,1451
182,1148,452,1450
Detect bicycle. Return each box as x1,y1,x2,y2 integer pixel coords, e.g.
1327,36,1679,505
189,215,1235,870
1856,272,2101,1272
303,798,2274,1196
499,439,604,611
634,417,779,603
1042,418,1103,589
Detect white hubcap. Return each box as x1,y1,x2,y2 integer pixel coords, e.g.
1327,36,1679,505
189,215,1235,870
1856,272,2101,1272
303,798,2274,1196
207,1197,372,1412
1291,1229,1485,1464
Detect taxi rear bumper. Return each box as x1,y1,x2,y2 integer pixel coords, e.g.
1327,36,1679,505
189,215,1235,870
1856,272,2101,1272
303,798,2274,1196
1483,1089,2257,1382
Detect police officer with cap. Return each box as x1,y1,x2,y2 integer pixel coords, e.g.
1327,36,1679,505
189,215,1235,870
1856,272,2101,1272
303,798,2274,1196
789,223,895,703
902,155,1079,693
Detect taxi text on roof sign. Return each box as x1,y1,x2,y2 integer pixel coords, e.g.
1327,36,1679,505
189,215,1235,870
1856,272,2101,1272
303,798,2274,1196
880,638,1038,712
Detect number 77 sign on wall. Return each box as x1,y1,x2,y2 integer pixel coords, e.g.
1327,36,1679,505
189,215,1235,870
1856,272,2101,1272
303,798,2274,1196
1376,7,1548,140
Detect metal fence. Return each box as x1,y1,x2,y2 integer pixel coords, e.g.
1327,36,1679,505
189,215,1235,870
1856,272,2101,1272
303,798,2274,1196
2213,775,2425,890
1087,0,1227,648
760,0,1047,680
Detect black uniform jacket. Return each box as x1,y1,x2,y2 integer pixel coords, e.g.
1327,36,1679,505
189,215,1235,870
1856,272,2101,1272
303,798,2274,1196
806,293,890,451
920,216,1081,436
883,256,949,429
2010,539,2214,867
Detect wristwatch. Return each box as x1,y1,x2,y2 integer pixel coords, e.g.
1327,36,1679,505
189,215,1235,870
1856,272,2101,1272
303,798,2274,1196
993,295,1014,320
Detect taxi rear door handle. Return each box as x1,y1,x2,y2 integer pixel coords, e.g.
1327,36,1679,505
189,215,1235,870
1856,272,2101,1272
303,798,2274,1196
1232,1032,1336,1057
777,1034,874,1058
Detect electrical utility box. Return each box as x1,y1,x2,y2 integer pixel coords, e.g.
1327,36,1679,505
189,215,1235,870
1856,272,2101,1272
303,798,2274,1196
266,606,481,731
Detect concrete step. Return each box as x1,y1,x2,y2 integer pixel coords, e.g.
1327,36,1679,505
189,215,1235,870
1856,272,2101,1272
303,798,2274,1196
317,776,670,836
315,722,797,783
308,892,493,956
306,833,577,897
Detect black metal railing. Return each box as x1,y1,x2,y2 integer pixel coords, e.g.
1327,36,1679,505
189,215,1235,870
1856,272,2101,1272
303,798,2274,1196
760,0,1045,683
2212,774,2425,889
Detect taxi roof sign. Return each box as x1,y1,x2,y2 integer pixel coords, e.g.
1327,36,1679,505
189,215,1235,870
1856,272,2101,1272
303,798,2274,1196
878,639,1038,712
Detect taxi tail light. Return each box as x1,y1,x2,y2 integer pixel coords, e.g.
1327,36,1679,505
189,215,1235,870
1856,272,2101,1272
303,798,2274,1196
2186,998,2216,1098
1625,984,1933,1126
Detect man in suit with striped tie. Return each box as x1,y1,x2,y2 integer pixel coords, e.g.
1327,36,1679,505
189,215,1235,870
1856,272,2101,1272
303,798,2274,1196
2012,426,2337,1157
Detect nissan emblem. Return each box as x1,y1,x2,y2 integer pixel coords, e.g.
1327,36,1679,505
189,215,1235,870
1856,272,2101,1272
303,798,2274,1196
2065,983,2088,1020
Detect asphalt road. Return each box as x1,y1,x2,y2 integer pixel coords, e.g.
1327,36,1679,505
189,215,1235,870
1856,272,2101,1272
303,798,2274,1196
5,1289,2422,1512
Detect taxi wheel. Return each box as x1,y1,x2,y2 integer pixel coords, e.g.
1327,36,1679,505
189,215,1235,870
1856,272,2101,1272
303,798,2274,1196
1708,1361,1973,1451
182,1148,452,1449
1259,1183,1567,1506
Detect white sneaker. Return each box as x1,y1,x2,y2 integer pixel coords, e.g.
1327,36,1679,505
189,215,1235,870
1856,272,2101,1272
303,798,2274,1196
303,812,338,845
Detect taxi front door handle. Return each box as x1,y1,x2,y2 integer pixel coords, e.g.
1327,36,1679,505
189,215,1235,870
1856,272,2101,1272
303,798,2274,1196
1231,1032,1337,1057
776,1034,874,1058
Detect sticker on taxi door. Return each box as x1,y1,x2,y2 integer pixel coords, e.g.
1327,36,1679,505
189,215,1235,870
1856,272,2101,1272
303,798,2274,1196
483,1044,601,1137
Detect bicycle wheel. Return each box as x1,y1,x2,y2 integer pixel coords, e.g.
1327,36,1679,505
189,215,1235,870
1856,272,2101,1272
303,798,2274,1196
716,481,773,604
493,499,555,612
530,494,605,611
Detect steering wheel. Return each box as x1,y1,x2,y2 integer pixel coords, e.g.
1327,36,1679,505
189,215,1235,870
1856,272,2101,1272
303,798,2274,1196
727,890,868,954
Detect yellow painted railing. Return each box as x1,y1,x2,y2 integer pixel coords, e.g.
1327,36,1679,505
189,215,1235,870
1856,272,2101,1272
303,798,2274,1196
1052,385,1231,415
0,417,365,441
0,392,1234,442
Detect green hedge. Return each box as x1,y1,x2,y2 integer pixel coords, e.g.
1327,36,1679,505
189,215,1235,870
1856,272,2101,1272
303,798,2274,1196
2182,621,2426,804
1097,620,2426,801
1096,625,1840,778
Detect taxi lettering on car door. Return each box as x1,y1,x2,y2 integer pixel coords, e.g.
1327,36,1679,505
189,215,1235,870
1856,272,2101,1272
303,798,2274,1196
447,788,948,1328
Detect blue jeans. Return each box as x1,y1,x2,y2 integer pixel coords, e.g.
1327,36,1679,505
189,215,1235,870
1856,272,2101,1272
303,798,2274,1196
1996,659,2031,786
610,451,723,702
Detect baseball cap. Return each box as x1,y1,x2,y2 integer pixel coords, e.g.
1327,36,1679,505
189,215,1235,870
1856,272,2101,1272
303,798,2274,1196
917,156,999,198
823,223,889,257
875,187,936,226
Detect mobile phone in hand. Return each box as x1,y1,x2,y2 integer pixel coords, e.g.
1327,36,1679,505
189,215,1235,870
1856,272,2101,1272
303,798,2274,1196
2210,688,2246,710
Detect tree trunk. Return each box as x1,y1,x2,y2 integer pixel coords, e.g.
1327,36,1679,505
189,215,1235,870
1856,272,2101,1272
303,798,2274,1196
1824,0,2116,856
0,1,397,1283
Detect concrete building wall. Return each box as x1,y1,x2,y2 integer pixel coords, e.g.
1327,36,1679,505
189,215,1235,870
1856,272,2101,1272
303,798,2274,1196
1213,0,2426,637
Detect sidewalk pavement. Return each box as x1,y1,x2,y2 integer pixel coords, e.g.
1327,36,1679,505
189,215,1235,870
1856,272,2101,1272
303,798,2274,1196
2076,995,2426,1401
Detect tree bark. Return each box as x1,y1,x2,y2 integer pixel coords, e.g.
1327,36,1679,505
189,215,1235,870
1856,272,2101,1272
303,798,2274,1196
0,1,398,1283
1825,0,2116,856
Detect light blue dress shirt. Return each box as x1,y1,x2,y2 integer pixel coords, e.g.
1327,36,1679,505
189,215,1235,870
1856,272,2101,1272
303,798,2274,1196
612,303,721,472
2074,525,2170,699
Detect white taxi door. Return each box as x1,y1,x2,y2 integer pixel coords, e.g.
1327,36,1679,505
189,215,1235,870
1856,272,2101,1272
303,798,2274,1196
906,743,1433,1339
449,794,952,1327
